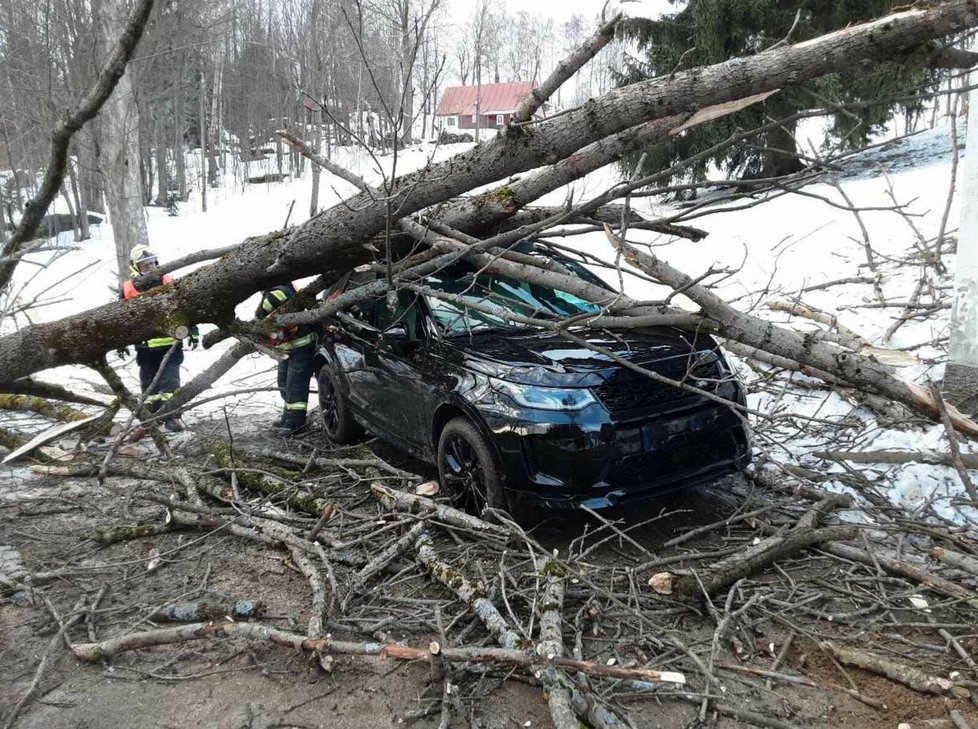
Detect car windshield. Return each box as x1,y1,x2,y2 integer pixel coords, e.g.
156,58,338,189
423,265,601,336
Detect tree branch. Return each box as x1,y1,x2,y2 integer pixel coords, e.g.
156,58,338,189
0,0,156,291
3,2,978,381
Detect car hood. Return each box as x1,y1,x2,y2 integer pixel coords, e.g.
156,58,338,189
442,327,716,387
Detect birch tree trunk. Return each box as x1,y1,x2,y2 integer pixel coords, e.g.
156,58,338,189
199,70,207,213
99,0,150,281
209,59,222,186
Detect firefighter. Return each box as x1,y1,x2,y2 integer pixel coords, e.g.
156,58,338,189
117,245,198,432
256,283,318,433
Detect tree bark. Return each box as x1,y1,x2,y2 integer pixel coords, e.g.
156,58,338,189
174,53,187,200
79,129,104,215
155,110,168,206
68,619,683,685
310,107,321,217
66,150,90,240
2,3,978,380
414,530,521,649
668,526,855,598
821,641,962,696
99,0,152,282
760,102,805,178
199,70,207,213
399,0,414,147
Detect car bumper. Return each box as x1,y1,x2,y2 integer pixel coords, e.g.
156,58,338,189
481,394,751,511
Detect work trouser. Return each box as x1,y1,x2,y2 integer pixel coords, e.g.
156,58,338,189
136,344,184,412
276,343,316,416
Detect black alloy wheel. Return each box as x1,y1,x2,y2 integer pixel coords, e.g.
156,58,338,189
437,417,506,516
316,365,361,443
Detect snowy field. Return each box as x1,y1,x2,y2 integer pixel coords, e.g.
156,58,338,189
3,119,975,522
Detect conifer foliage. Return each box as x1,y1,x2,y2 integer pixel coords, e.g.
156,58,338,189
616,1,937,184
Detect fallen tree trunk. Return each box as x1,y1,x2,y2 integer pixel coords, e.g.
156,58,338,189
414,530,522,649
609,230,978,435
537,560,578,729
370,482,511,539
819,541,978,608
816,449,978,469
3,2,978,381
0,379,114,407
0,394,91,422
665,525,856,598
930,547,978,578
147,599,264,623
69,620,684,684
821,641,967,697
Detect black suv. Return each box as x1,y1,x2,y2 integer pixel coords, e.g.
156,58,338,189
314,250,751,515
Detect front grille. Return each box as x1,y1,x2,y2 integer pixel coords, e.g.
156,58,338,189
607,432,739,490
593,353,721,421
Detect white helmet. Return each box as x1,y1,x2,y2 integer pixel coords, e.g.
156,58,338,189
129,245,158,276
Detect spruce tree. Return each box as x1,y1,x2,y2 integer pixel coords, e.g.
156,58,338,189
616,1,936,185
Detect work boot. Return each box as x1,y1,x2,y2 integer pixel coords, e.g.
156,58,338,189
276,412,307,434
164,415,186,432
270,409,289,428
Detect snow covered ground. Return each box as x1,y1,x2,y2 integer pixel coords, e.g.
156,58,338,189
2,119,975,522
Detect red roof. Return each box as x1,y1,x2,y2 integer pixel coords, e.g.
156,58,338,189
436,82,538,116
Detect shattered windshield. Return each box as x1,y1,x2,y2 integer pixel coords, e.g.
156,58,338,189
423,265,601,336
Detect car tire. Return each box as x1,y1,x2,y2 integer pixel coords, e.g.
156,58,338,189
317,365,361,443
437,416,508,517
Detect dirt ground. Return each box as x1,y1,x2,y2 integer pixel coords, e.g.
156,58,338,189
1,429,975,729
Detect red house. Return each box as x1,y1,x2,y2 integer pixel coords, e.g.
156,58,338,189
435,81,545,133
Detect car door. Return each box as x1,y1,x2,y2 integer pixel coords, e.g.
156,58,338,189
361,291,432,453
330,306,380,423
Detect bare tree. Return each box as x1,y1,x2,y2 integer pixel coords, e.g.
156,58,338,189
460,0,499,142
500,11,552,83
99,0,152,280
0,0,156,291
367,0,443,145
453,35,470,85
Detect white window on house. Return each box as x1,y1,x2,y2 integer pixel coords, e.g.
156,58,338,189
495,114,505,126
446,116,457,127
472,113,478,124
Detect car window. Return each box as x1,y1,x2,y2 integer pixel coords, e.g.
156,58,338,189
373,290,423,340
551,256,610,290
424,266,600,336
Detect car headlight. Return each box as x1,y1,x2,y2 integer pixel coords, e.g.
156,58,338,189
490,377,597,411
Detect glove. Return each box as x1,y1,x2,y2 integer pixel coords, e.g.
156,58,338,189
116,346,130,360
189,335,199,350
